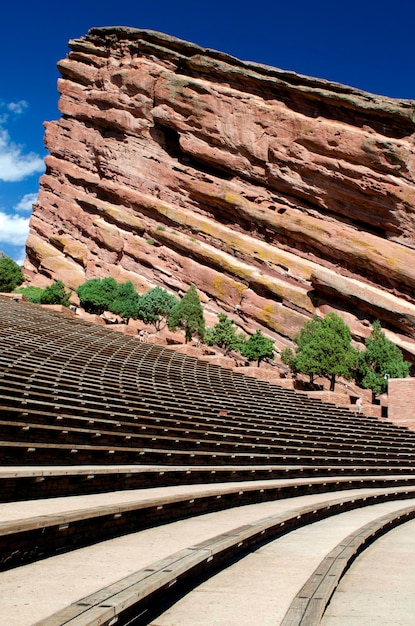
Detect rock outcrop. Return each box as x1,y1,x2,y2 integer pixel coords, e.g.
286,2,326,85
26,27,415,354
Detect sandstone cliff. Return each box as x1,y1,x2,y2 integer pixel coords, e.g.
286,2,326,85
26,27,415,355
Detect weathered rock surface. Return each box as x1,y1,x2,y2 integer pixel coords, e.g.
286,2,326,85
26,27,415,354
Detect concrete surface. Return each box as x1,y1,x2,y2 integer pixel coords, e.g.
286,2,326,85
321,518,415,625
1,490,414,625
150,501,415,626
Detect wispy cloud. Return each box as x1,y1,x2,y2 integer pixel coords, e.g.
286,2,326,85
14,192,37,212
0,211,30,246
0,100,44,182
0,129,44,182
7,100,28,115
0,191,36,253
0,100,40,258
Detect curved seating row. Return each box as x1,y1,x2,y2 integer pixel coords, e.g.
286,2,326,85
31,491,415,626
1,295,415,624
281,503,415,625
3,464,415,502
1,297,415,470
2,477,415,571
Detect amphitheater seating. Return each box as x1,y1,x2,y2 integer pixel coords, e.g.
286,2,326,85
1,295,415,625
281,503,415,625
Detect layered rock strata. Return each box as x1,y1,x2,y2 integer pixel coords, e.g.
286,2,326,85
26,27,415,353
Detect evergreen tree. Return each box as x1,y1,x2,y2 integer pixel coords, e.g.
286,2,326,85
136,286,178,330
356,320,410,398
205,313,246,354
241,329,274,367
108,281,141,323
295,315,321,351
0,257,24,292
40,280,71,307
167,285,205,343
77,277,118,314
281,315,322,382
289,313,357,391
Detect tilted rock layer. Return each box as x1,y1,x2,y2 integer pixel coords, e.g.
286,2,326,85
26,27,415,353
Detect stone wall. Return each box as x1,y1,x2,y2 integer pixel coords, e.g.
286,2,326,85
387,378,415,431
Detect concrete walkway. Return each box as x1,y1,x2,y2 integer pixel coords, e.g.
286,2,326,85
149,500,415,626
321,518,415,625
1,490,414,625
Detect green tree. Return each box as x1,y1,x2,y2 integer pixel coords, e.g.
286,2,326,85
0,257,24,292
77,277,118,314
356,320,410,399
292,313,357,391
108,281,141,323
136,286,178,330
241,329,274,367
40,280,72,307
295,315,321,351
167,284,205,343
205,313,246,354
281,316,322,381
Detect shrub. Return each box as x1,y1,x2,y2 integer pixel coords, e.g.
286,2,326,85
204,313,246,355
356,320,410,398
281,346,297,374
14,286,44,304
241,330,274,367
136,286,178,330
40,280,72,307
77,277,118,314
107,281,141,322
0,257,24,292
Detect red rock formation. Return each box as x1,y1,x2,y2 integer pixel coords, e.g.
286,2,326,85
26,27,415,355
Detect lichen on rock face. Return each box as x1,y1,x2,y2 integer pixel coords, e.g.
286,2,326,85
26,26,415,356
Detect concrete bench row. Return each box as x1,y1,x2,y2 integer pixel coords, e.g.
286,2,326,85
1,403,409,461
0,342,410,437
1,368,411,458
1,373,414,454
1,391,414,467
0,299,400,429
31,490,415,626
1,464,414,502
1,413,414,464
0,465,415,502
4,439,414,469
2,391,415,467
281,502,415,625
1,479,415,572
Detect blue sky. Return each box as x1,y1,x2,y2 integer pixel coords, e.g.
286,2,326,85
1,0,414,262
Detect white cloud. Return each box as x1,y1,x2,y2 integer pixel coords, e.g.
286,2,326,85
0,100,44,182
0,211,30,246
7,101,28,115
0,129,44,182
14,192,37,212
